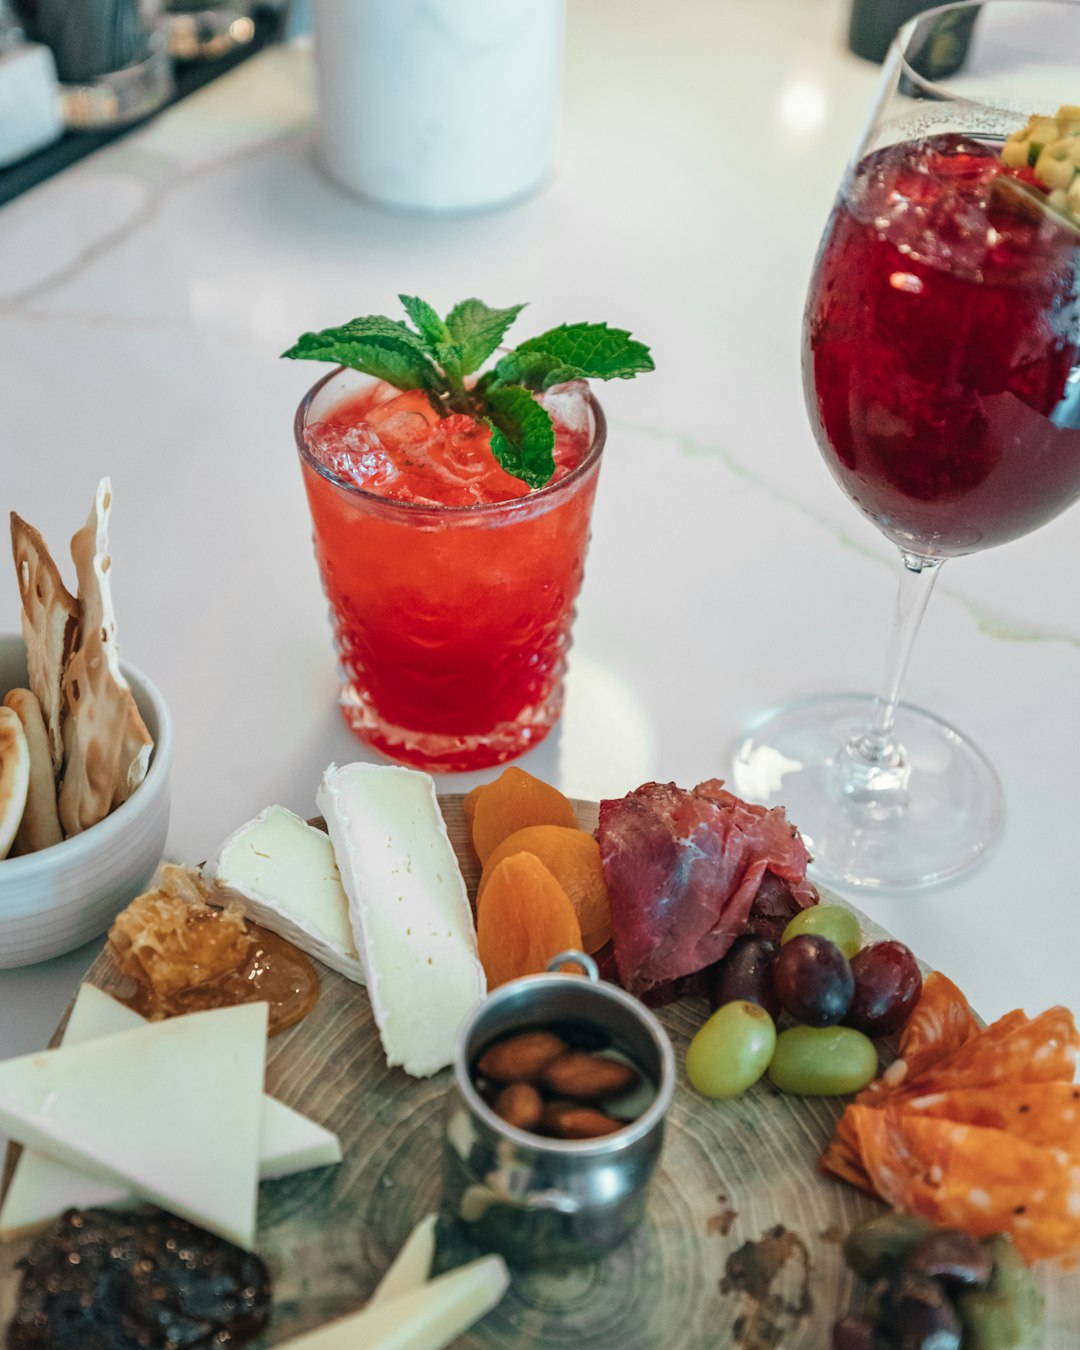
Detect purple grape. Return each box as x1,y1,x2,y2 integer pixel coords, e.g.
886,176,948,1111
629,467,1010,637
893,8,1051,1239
846,941,922,1037
772,934,854,1027
707,936,780,1018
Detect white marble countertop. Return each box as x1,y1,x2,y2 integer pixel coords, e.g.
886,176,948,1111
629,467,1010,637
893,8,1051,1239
1,0,1077,1128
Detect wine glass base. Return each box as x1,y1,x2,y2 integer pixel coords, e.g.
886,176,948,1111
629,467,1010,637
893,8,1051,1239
731,694,1005,890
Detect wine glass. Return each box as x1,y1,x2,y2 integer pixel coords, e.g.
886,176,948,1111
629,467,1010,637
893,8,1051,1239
732,0,1080,888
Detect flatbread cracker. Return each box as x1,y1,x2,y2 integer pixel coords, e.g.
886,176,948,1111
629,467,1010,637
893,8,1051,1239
58,479,151,836
0,706,30,861
3,688,62,854
10,511,80,774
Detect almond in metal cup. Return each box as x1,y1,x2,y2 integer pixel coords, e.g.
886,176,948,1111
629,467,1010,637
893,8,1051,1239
443,952,676,1267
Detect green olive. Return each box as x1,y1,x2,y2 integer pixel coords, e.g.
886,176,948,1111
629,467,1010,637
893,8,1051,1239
686,1000,777,1099
781,904,862,959
767,1025,878,1096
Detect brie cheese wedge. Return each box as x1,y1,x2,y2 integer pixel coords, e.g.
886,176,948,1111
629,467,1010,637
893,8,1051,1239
0,985,342,1241
0,1002,267,1249
317,763,485,1078
203,804,364,983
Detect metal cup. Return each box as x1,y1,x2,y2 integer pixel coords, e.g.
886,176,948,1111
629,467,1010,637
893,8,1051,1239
443,952,676,1266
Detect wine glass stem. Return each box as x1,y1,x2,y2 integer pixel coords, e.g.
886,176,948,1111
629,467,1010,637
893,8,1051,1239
841,550,943,799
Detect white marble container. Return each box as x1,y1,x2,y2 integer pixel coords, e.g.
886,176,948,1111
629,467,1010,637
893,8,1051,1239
312,0,564,211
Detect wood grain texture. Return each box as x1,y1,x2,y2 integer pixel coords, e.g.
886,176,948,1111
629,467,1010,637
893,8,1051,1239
1,796,1075,1347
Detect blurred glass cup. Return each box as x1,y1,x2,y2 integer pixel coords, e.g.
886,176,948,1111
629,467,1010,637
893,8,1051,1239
312,0,565,212
164,1,255,62
15,0,173,128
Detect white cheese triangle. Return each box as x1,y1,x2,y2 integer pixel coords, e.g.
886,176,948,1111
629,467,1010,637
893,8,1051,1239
317,764,485,1078
275,1254,509,1349
0,985,341,1240
0,1002,266,1249
369,1212,437,1306
203,805,365,984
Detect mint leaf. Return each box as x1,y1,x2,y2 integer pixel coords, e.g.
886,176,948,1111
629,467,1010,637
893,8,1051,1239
484,385,556,490
399,294,449,350
492,322,654,389
282,319,445,393
445,298,526,376
284,298,653,490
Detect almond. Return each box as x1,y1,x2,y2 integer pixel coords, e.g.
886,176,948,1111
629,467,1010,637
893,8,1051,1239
542,1102,623,1140
541,1052,640,1102
493,1082,544,1132
476,1031,567,1084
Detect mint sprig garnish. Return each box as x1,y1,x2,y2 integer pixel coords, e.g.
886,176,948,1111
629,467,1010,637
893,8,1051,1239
282,295,653,490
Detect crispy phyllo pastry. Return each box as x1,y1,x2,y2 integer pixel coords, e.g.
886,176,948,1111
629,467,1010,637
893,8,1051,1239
108,866,320,1033
10,511,79,774
822,973,1080,1263
59,479,153,835
108,866,255,1013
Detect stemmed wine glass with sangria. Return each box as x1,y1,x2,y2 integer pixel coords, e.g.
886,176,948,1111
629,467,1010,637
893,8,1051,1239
734,0,1080,888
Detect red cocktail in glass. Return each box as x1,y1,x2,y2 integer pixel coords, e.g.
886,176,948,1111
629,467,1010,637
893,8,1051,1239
733,0,1080,888
295,368,605,772
807,134,1080,559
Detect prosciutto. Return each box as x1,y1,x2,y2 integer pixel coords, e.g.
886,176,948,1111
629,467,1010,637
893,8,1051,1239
598,779,815,997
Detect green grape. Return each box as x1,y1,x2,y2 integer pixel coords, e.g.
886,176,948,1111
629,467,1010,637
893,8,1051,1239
781,904,862,959
767,1025,878,1096
686,1000,777,1099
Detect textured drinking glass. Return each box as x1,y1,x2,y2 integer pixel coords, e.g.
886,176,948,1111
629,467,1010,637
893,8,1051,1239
296,367,605,772
734,0,1080,888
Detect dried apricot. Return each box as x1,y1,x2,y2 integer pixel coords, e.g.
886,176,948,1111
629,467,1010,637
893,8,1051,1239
469,767,579,864
476,852,583,989
477,825,611,954
463,784,483,829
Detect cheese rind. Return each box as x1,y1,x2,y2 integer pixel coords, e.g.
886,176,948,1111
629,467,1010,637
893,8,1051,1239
317,763,485,1078
275,1255,509,1349
203,804,365,983
0,1003,266,1249
0,985,342,1240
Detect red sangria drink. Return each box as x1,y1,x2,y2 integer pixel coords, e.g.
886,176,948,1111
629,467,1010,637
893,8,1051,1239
732,2,1080,889
286,296,652,772
807,134,1080,559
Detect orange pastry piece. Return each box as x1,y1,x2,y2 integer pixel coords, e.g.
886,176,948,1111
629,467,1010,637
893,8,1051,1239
476,852,583,989
477,825,612,954
469,766,579,864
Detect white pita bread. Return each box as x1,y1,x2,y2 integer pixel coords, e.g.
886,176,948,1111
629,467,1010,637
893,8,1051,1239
4,688,63,854
0,706,30,861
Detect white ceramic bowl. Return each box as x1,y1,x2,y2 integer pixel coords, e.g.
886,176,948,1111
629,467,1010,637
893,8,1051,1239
0,634,173,968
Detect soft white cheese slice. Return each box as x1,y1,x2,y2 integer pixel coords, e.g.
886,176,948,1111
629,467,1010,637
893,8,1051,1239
0,1002,266,1249
275,1254,509,1349
0,985,341,1240
203,804,365,984
369,1212,437,1306
317,763,486,1078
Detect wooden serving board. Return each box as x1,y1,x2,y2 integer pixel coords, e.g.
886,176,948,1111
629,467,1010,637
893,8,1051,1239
1,796,1075,1348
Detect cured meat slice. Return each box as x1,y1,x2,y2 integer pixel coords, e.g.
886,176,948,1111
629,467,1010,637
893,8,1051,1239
902,1083,1080,1153
822,987,1080,1262
894,971,981,1085
851,1108,1080,1264
598,780,813,996
902,1005,1077,1097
